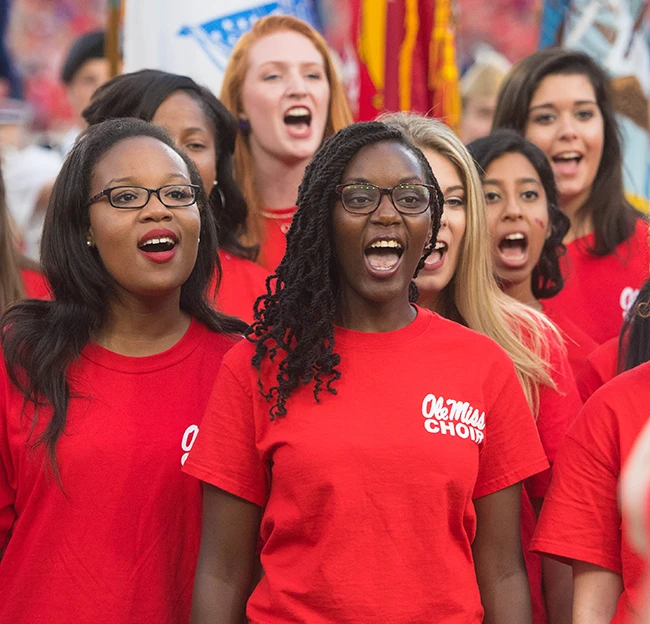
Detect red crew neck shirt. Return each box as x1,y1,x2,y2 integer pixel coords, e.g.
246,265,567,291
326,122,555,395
209,250,270,324
184,307,549,623
531,361,650,623
0,320,238,624
540,301,598,381
19,267,50,299
576,335,620,402
257,206,296,271
543,218,649,344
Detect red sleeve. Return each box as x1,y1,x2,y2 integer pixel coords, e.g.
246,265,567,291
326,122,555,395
0,364,16,552
526,339,582,499
182,350,268,507
531,393,622,572
473,359,549,499
576,338,619,403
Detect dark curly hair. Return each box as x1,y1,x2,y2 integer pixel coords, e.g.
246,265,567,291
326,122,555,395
83,69,256,261
467,129,570,299
619,276,650,373
246,121,443,420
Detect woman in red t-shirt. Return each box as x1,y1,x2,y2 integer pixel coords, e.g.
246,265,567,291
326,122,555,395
185,121,548,623
468,129,598,379
493,49,649,344
383,113,580,624
84,69,270,324
219,15,353,271
0,119,245,623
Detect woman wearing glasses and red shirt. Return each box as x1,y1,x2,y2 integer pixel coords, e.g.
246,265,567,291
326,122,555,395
184,122,548,623
0,118,245,623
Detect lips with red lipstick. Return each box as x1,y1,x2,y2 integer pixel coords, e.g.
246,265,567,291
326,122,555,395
283,105,312,138
137,228,179,264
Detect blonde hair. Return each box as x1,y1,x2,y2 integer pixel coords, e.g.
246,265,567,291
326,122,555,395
380,111,558,413
220,15,353,249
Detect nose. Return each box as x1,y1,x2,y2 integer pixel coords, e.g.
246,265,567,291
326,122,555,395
502,195,523,221
138,193,174,222
286,69,308,97
439,207,449,228
370,193,402,225
558,112,578,140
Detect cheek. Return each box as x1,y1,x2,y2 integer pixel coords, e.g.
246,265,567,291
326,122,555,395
533,216,547,230
524,125,552,153
449,211,467,243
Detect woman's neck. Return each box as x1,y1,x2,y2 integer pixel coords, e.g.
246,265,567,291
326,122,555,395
335,293,416,333
251,147,310,209
561,191,594,243
502,278,541,311
95,291,191,356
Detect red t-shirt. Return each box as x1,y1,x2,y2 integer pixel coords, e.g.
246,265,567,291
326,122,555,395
531,361,650,624
0,320,238,624
184,307,549,623
257,207,296,271
523,328,583,624
209,250,270,324
543,219,649,344
19,267,50,299
540,301,598,381
576,336,619,402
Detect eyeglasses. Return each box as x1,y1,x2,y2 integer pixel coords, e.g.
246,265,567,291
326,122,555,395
335,183,437,215
87,184,200,209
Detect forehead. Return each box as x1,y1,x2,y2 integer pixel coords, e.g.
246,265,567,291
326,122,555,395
152,91,212,133
485,151,541,181
72,57,110,82
246,30,325,69
530,72,597,106
92,136,189,182
420,148,462,188
342,141,425,182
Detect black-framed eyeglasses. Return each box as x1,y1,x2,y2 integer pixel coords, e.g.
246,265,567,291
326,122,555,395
87,184,200,210
335,183,436,215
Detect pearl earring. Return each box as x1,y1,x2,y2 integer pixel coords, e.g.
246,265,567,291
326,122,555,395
86,240,92,247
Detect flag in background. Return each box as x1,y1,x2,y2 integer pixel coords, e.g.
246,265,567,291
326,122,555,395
343,0,460,127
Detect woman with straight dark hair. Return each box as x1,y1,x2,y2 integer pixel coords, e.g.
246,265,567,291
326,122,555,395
468,129,598,377
493,48,648,344
84,69,270,323
0,118,245,623
184,121,548,623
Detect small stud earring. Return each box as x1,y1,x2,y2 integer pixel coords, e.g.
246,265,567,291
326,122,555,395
238,118,250,133
86,240,92,247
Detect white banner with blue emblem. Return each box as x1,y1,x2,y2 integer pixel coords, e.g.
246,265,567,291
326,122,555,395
123,0,320,95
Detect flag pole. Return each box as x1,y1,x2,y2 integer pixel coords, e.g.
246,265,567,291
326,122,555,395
106,0,122,78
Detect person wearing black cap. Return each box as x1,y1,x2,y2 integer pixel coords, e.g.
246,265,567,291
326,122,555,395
59,30,110,155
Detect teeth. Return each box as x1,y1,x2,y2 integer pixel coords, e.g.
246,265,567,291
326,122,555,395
369,240,402,249
554,152,581,160
434,241,446,250
141,237,175,247
504,233,525,241
286,106,310,117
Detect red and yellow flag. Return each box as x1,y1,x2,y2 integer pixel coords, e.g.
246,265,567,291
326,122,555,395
351,0,460,129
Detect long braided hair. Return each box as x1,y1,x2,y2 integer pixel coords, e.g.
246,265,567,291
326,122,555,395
247,122,443,420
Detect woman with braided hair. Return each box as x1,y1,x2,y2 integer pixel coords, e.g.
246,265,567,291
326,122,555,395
184,121,547,623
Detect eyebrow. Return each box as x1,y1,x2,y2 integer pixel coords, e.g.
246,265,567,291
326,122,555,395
483,177,541,186
258,60,324,69
105,173,189,186
343,176,424,185
444,185,465,193
529,99,597,112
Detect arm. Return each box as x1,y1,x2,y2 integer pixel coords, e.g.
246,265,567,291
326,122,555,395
529,497,573,624
473,483,532,624
190,483,262,624
572,561,623,624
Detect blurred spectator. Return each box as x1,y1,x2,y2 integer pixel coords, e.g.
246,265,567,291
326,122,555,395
459,45,511,143
59,29,109,155
0,0,23,99
0,99,61,260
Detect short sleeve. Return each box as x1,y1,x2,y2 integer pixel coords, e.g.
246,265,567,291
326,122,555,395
182,357,268,507
0,369,16,551
526,340,582,499
473,360,549,499
531,395,622,572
